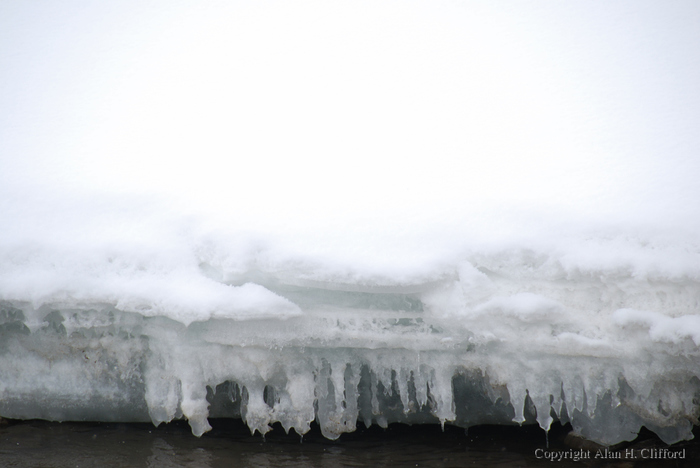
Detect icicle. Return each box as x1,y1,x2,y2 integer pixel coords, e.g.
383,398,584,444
240,383,272,437
278,371,315,436
508,383,527,425
532,392,553,434
397,367,411,413
429,366,456,426
370,370,380,415
178,372,212,437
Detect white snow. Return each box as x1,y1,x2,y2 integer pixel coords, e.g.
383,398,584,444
1,0,700,446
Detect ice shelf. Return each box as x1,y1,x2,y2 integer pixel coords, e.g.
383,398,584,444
2,245,699,446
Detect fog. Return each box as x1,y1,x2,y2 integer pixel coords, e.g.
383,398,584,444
3,1,699,236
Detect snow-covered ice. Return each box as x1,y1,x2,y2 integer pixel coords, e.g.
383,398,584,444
1,0,700,446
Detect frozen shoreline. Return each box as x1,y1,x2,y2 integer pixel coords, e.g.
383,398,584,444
2,220,700,446
2,246,699,446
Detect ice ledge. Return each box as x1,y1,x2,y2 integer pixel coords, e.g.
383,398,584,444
1,303,698,446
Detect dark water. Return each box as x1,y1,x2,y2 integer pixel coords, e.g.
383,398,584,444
0,419,697,467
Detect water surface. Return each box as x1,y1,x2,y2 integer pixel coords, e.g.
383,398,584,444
1,419,697,467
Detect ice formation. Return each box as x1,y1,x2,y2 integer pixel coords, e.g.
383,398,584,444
2,0,700,448
1,221,699,445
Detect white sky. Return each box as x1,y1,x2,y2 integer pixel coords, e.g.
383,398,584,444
2,0,700,235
